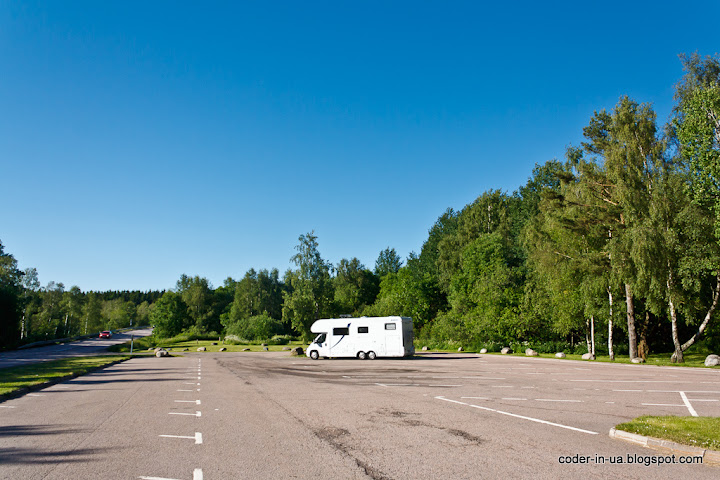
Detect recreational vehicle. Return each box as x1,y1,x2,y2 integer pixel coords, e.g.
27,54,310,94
306,316,414,360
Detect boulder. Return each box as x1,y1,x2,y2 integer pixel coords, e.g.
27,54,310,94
555,352,566,358
155,349,169,357
154,347,163,353
500,347,512,354
631,357,645,364
289,347,304,356
421,346,429,351
219,347,227,352
282,347,291,351
525,348,538,357
262,346,269,351
705,354,720,367
241,348,251,351
479,348,488,354
182,348,189,351
211,342,218,346
581,353,595,360
457,347,464,352
197,347,206,352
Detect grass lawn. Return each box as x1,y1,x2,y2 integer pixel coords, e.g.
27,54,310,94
0,356,130,398
468,350,715,368
616,416,720,451
109,336,307,354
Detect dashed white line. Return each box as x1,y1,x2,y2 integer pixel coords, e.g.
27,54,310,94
502,398,528,401
158,432,203,444
0,405,16,408
642,403,685,407
436,396,598,435
168,411,202,417
535,399,582,403
194,468,204,480
175,400,202,405
461,397,489,400
177,389,193,392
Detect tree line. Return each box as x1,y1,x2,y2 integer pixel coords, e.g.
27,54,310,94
2,53,719,362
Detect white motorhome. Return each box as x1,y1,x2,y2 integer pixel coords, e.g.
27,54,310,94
306,316,414,360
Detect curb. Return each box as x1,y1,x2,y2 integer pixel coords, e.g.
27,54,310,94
0,357,132,404
610,428,720,465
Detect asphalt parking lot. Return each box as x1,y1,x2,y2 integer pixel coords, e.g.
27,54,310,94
1,351,718,479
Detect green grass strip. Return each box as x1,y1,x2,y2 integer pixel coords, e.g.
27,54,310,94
616,416,720,451
0,356,130,398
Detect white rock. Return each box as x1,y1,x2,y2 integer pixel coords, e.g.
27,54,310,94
479,348,488,354
197,347,206,352
581,353,595,360
219,347,227,352
704,354,719,367
555,352,566,358
500,347,512,354
155,350,168,357
525,348,538,357
421,346,429,351
631,357,645,363
457,347,464,352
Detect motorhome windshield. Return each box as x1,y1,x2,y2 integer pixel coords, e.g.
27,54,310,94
314,333,326,344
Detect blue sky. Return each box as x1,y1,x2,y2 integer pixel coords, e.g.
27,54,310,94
1,1,718,292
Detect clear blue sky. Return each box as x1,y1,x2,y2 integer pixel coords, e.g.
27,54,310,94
1,1,718,292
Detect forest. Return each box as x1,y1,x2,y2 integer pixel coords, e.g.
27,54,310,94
1,53,719,362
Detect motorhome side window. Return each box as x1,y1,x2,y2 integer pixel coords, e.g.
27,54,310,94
384,323,396,330
314,333,326,344
333,327,350,336
358,326,369,333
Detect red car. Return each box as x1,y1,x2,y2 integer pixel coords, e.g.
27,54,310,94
99,331,112,339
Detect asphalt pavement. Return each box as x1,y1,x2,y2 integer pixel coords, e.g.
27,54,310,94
1,351,718,479
0,328,152,369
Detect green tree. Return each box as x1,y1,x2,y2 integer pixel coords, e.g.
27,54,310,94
334,258,379,315
282,232,334,340
374,247,403,277
176,275,217,333
82,292,103,334
150,292,188,338
0,241,22,349
581,96,663,360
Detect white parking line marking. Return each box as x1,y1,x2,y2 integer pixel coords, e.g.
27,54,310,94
461,397,489,400
375,383,416,387
194,468,203,480
177,389,193,392
502,398,528,401
680,391,699,417
613,389,643,392
436,396,598,435
158,432,203,444
571,380,697,383
689,399,718,402
138,476,182,480
535,399,582,403
175,400,202,405
169,411,202,417
0,405,16,408
428,385,463,387
642,403,686,407
27,394,44,397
